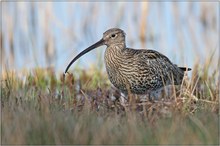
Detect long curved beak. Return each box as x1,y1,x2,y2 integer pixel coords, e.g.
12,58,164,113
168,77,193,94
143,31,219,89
64,39,105,74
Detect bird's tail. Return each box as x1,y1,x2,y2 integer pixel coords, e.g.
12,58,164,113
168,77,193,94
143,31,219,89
179,67,192,71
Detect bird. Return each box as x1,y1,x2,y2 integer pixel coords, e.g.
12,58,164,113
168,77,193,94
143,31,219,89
64,28,191,99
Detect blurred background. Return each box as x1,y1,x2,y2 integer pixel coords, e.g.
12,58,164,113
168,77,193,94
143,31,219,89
1,2,219,77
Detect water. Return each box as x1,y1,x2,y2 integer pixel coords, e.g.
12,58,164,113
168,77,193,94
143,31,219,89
1,2,219,75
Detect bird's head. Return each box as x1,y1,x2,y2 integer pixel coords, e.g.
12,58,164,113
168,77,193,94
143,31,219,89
103,28,126,47
64,28,126,74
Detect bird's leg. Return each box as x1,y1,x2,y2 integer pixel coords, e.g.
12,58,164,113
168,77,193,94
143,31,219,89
125,83,132,103
148,92,153,101
125,82,136,109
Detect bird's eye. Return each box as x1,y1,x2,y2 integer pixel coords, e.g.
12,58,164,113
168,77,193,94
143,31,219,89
111,34,117,38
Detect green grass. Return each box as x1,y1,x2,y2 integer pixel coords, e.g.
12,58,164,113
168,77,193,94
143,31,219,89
1,65,219,145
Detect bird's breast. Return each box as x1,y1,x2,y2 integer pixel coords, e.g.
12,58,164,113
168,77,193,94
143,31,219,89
104,45,128,92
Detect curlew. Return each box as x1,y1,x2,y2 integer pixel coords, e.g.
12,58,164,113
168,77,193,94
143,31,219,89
64,28,191,99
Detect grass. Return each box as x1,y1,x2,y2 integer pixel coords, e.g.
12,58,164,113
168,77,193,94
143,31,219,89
1,2,219,145
1,63,219,145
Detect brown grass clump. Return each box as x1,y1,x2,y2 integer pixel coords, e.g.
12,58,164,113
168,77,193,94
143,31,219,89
1,63,219,145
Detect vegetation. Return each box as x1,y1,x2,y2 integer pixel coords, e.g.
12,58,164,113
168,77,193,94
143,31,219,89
1,2,219,145
1,62,219,145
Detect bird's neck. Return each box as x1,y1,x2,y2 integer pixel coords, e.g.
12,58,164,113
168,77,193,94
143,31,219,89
104,43,126,68
106,43,126,55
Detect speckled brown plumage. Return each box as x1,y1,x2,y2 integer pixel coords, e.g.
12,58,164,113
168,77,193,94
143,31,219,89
65,28,191,95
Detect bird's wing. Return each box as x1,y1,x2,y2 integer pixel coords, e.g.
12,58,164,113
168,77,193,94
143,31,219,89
125,48,184,85
124,48,173,65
